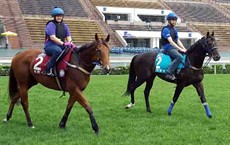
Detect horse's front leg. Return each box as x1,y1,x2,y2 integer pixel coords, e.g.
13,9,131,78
193,82,212,118
59,94,76,129
60,90,99,134
168,85,184,116
75,90,99,134
143,76,155,113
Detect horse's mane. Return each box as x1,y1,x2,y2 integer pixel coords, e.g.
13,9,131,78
74,41,97,53
186,37,205,54
74,39,108,53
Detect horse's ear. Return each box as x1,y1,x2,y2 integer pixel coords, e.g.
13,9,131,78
211,31,214,36
105,34,110,42
95,33,99,41
206,31,210,38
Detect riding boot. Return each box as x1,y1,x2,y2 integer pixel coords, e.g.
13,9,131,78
165,72,176,81
46,68,55,77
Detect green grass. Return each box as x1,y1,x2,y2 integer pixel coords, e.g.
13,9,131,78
0,75,229,145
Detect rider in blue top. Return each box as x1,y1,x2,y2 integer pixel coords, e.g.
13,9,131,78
44,7,73,76
161,12,187,80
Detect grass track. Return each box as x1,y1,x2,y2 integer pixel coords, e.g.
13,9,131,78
0,75,229,145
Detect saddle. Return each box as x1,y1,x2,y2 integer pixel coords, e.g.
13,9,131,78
32,47,73,78
155,52,186,74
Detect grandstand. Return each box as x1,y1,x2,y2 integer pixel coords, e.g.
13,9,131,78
0,0,229,51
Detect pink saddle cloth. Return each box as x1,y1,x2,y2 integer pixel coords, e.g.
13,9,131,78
32,48,73,77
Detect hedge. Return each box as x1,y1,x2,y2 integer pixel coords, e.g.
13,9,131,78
1,65,230,76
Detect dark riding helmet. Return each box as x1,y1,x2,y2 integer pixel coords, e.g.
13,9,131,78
51,7,64,17
167,12,178,20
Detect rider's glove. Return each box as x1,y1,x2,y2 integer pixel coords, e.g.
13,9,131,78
63,42,72,48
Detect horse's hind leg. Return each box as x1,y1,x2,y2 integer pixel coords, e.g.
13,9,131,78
3,91,21,122
144,76,156,113
126,77,146,109
20,86,34,128
193,82,212,118
168,85,184,116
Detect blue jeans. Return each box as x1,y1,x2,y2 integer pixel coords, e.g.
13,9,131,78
44,44,62,71
164,47,183,74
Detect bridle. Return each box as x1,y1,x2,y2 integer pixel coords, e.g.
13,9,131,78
200,37,218,68
65,42,106,75
76,42,105,67
187,37,218,69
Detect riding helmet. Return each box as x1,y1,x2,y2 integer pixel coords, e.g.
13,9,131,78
51,7,64,17
167,12,178,20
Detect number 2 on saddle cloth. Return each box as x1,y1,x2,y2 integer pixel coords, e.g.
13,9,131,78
155,52,186,74
32,47,73,78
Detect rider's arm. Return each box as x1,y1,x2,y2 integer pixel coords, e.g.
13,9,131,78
167,37,186,53
64,24,72,42
50,35,64,45
177,39,187,52
65,36,72,42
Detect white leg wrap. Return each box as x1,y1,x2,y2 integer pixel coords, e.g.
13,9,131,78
203,102,208,106
30,126,35,129
126,103,135,108
2,118,8,123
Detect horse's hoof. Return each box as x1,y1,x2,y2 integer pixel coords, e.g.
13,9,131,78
95,130,99,135
2,118,8,123
125,103,135,109
147,109,152,113
59,123,66,129
29,126,35,129
207,115,212,118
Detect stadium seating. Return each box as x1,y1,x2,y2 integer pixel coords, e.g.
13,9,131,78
220,4,230,11
166,1,230,23
90,0,163,9
193,23,230,48
18,0,88,17
215,0,230,3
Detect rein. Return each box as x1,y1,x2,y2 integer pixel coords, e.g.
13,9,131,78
202,56,212,68
64,60,91,75
64,43,103,75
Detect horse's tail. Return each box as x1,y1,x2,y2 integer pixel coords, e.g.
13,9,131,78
123,55,137,96
8,66,18,100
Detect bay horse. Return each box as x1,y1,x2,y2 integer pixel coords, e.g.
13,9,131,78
4,33,110,134
124,32,220,118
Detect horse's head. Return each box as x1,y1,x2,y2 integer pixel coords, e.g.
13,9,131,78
201,31,221,61
93,33,111,74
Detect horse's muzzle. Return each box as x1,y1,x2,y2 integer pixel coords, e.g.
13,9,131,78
102,65,111,74
213,55,221,61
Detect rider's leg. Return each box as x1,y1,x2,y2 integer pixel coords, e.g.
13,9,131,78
44,44,62,75
166,48,183,79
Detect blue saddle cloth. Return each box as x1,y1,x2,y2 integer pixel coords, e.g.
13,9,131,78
155,52,186,74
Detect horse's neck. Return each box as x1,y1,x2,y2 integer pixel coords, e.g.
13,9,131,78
187,42,205,68
188,54,205,68
71,48,96,72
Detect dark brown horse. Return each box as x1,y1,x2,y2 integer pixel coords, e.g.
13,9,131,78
4,33,110,134
124,32,220,118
